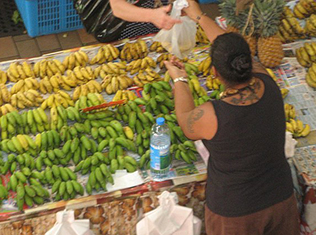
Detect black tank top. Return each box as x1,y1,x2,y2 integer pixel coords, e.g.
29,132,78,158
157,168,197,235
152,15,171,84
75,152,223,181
202,73,293,217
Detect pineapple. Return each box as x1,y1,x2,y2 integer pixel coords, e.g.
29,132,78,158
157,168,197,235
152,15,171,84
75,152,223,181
254,0,285,68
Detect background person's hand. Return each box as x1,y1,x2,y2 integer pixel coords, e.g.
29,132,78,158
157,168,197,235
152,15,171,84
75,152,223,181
182,1,203,22
164,56,187,80
151,5,182,30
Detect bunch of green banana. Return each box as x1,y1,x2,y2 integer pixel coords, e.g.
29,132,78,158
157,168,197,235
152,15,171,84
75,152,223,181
138,150,151,170
90,44,120,65
74,93,106,110
126,57,156,75
149,41,166,53
0,70,7,84
34,59,66,79
53,178,84,201
296,42,316,67
94,62,127,77
306,63,316,88
63,50,89,70
85,164,114,194
164,115,189,145
305,14,316,36
6,61,34,82
50,105,67,131
170,140,198,164
120,39,148,62
286,119,311,138
187,75,209,106
157,53,172,69
74,152,110,175
0,153,35,175
35,148,71,168
198,57,212,76
184,63,199,76
0,181,8,202
135,128,152,156
284,103,296,121
34,130,61,151
0,134,37,155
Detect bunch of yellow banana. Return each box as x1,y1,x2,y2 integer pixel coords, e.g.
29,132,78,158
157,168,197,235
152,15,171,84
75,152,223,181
63,50,89,70
279,17,305,43
101,75,134,94
41,91,74,109
0,84,11,105
150,41,166,53
73,80,102,100
305,14,316,36
94,62,127,78
281,88,289,99
38,73,74,93
198,57,212,76
296,42,316,67
112,90,137,102
206,75,221,90
286,119,311,138
90,44,120,64
133,68,162,87
306,63,316,88
11,90,44,109
11,78,40,94
188,76,208,96
120,39,148,62
196,25,209,44
157,53,172,69
0,70,7,84
6,62,34,82
67,66,95,83
284,103,296,121
33,59,65,79
0,104,16,116
293,0,316,19
126,57,156,75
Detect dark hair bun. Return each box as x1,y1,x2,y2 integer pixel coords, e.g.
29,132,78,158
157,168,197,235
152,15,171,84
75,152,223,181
230,54,251,75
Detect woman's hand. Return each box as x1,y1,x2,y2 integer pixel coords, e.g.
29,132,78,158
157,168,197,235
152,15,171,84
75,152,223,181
182,1,203,22
151,5,182,30
164,56,188,80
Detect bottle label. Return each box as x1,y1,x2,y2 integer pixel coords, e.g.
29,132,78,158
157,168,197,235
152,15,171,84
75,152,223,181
150,145,170,170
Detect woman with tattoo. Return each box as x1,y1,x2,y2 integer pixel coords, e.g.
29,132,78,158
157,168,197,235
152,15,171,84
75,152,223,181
164,2,300,235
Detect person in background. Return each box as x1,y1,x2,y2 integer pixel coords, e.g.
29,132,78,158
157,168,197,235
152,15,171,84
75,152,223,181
109,0,181,40
164,1,300,234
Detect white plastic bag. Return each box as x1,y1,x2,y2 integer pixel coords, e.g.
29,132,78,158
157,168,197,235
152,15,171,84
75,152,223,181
153,0,196,59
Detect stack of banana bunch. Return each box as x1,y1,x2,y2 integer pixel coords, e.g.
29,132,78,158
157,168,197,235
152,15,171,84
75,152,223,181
8,171,50,210
293,0,316,19
73,80,102,100
6,62,34,82
0,103,17,116
196,25,209,44
295,42,316,67
133,68,162,87
305,14,316,36
11,78,39,94
101,74,134,94
41,90,74,109
149,41,166,53
34,59,65,79
126,56,156,75
198,56,212,76
62,50,89,70
306,63,316,88
0,70,7,84
112,90,137,102
90,44,120,64
74,93,106,110
0,134,37,155
66,66,95,84
94,62,127,77
157,53,172,69
11,90,44,109
286,118,311,138
0,84,11,105
120,39,148,61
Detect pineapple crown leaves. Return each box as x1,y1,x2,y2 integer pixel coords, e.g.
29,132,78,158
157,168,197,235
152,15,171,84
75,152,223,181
219,0,249,28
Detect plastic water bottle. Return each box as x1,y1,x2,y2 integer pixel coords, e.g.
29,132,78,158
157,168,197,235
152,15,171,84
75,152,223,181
150,117,171,181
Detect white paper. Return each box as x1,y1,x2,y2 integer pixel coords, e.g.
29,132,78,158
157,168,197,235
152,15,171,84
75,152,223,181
106,170,144,192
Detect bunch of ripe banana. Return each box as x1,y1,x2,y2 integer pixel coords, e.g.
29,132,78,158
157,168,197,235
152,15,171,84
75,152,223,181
9,171,50,210
133,68,162,88
41,91,74,110
196,25,209,44
286,119,311,138
0,84,11,105
265,69,289,98
170,140,198,164
0,134,36,155
206,75,221,90
306,63,316,88
11,78,39,94
296,42,316,67
293,0,316,19
112,90,137,103
62,50,89,70
38,74,77,94
74,94,107,110
0,103,17,116
149,41,166,53
6,62,34,82
198,57,212,76
90,44,120,65
126,56,156,75
94,62,127,78
0,70,7,84
284,103,296,121
11,90,44,109
120,39,149,62
101,74,134,94
157,53,172,69
34,59,65,79
72,80,102,100
305,14,316,36
66,66,95,83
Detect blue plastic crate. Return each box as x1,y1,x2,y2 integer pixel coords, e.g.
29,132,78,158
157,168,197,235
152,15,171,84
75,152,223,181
15,0,83,37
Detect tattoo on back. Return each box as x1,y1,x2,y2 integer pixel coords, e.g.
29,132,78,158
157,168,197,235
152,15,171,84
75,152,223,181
187,108,204,133
229,80,261,105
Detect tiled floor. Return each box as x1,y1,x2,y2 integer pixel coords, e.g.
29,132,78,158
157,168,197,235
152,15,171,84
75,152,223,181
0,3,220,62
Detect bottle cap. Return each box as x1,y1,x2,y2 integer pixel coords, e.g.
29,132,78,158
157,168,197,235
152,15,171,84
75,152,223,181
156,117,165,125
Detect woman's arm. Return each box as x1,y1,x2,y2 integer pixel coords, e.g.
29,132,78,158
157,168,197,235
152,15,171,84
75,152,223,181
109,0,181,30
